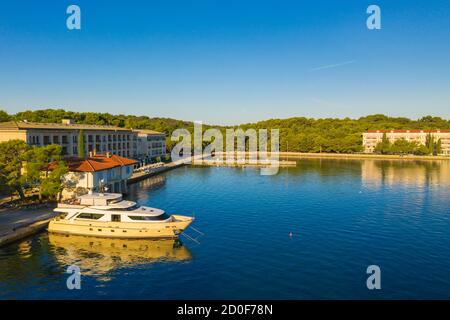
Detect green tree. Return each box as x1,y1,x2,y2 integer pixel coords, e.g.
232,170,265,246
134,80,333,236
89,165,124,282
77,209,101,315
425,133,434,155
41,161,68,201
374,133,391,154
0,110,10,122
78,129,85,158
436,139,442,155
414,144,431,155
23,145,66,202
390,139,416,155
0,140,30,199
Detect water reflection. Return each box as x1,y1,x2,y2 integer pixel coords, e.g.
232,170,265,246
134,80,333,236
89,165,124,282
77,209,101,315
361,160,450,188
48,234,192,280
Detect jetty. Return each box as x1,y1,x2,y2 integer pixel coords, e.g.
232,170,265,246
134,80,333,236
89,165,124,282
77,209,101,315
194,159,297,167
128,159,187,184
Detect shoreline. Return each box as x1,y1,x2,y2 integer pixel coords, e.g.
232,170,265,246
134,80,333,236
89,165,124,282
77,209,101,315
277,152,450,161
197,151,450,162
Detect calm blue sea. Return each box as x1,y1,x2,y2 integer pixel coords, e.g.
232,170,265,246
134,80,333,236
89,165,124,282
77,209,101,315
1,159,450,299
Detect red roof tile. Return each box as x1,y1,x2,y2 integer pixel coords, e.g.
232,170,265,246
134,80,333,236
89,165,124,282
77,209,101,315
366,129,450,133
57,154,137,172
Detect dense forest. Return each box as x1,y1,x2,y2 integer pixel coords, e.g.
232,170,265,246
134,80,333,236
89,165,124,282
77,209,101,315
1,109,450,153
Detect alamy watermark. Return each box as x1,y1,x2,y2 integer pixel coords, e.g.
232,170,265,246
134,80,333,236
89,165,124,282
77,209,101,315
367,5,381,30
66,5,81,30
366,265,381,290
66,264,81,290
171,122,281,175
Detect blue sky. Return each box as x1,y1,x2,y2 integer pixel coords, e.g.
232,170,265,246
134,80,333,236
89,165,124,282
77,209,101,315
0,0,449,125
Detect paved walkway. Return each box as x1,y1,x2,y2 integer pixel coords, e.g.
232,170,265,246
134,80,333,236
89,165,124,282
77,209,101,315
0,205,57,238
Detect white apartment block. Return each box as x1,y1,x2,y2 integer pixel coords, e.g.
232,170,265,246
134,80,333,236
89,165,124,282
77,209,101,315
134,129,167,160
363,130,450,155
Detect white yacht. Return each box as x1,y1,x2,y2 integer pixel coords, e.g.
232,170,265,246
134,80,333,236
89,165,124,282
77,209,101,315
48,193,194,239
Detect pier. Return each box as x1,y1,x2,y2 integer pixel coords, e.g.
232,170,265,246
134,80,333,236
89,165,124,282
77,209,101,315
194,159,297,167
128,160,187,184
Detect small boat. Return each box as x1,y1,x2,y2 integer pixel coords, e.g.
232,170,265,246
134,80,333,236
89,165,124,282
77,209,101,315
48,192,194,239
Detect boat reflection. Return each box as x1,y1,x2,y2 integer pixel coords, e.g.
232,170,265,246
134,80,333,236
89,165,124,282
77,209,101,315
49,233,192,279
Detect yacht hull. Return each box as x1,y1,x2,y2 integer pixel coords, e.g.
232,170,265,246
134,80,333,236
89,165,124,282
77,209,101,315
48,215,193,239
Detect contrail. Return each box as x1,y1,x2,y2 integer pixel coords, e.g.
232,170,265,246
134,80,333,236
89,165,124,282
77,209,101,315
311,60,355,71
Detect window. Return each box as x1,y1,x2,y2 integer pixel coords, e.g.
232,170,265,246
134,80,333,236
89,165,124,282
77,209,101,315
111,214,121,222
128,213,171,221
107,204,139,211
53,136,59,144
76,213,104,220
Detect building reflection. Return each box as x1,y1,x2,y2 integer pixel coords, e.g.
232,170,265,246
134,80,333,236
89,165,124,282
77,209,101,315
361,160,450,189
48,233,192,280
137,175,166,190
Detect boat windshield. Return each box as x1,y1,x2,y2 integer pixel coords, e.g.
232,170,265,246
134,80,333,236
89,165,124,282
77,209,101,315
128,213,171,221
107,204,140,211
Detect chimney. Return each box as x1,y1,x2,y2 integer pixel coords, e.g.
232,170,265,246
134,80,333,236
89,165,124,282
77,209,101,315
106,152,112,158
89,151,93,158
62,119,74,125
93,149,97,156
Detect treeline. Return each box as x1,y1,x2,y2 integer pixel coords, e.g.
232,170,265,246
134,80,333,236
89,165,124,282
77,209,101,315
0,140,67,202
0,109,194,135
1,109,450,153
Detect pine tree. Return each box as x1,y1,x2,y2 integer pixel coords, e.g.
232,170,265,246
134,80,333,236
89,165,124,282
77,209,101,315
436,139,442,155
426,133,434,155
78,129,85,159
0,140,30,200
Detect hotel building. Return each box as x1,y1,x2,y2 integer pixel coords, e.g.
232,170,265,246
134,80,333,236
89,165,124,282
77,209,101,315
0,120,137,158
362,130,450,155
134,129,167,160
0,120,166,159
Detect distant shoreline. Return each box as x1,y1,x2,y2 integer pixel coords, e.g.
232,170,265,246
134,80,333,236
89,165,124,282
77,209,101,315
207,151,450,161
278,152,450,161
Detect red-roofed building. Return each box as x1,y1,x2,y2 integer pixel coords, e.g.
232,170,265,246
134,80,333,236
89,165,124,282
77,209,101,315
61,153,138,199
363,130,450,154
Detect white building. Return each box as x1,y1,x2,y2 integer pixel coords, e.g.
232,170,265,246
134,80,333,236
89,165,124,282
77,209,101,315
363,129,450,155
60,153,137,199
0,120,138,158
134,129,166,160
